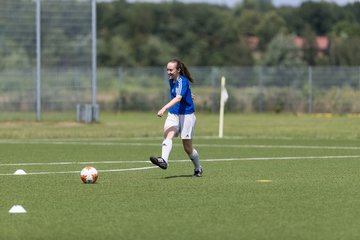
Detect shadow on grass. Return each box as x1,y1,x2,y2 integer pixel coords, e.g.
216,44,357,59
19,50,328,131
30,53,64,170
164,174,193,179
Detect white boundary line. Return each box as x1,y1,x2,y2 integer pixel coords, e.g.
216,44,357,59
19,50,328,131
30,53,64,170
0,139,359,150
0,155,359,176
0,160,149,166
198,155,360,162
1,155,360,167
0,166,158,176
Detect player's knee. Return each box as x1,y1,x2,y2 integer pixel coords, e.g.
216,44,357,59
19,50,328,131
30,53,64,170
164,127,177,139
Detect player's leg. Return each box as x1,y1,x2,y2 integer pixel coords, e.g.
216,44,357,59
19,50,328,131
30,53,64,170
182,139,202,176
161,126,177,163
180,114,202,176
150,113,179,169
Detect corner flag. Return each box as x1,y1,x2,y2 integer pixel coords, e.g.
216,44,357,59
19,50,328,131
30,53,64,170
221,77,229,104
219,76,228,138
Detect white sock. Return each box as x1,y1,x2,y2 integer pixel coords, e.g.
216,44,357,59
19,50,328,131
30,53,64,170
189,148,201,170
161,139,172,163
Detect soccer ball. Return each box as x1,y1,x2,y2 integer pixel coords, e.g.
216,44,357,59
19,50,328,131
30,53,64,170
80,166,98,184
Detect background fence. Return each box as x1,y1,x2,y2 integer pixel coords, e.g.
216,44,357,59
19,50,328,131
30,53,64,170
1,63,360,120
0,0,92,120
1,1,360,121
97,66,360,114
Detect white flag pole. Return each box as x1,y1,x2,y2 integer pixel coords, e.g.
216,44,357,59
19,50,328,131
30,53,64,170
219,76,228,138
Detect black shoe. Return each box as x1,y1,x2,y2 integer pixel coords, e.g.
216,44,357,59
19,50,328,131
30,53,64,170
149,157,168,170
193,168,203,177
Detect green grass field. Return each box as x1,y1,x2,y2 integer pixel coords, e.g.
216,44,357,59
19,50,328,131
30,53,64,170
0,112,359,240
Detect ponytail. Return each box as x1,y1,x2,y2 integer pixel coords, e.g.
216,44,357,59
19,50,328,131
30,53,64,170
169,59,194,83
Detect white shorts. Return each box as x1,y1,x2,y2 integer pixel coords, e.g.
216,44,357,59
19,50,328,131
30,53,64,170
164,113,196,139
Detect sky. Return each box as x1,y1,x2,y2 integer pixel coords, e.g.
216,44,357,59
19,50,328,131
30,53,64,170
124,0,359,7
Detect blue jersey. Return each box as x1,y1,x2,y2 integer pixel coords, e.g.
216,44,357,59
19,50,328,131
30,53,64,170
168,75,195,114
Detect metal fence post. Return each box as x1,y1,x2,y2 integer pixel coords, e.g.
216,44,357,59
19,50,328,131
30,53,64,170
118,67,123,86
36,0,41,121
211,67,218,113
258,66,264,112
308,66,313,113
358,66,360,91
163,67,168,103
91,0,97,121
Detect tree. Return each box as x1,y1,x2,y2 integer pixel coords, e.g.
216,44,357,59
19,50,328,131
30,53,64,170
331,21,360,38
344,2,360,23
277,6,305,35
329,37,360,65
98,36,135,67
95,0,360,67
239,0,274,12
261,33,305,67
232,10,262,36
302,26,317,66
0,40,31,70
296,2,348,35
255,11,288,50
138,35,177,66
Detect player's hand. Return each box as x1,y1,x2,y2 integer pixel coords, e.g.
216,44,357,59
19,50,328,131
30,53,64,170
192,94,195,100
157,109,165,117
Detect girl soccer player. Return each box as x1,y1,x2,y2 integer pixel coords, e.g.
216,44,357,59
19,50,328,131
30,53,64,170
150,59,203,177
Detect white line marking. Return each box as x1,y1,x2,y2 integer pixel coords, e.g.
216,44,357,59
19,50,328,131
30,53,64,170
0,160,149,166
98,166,158,172
0,155,359,176
223,144,360,150
0,166,158,176
0,141,159,147
0,139,359,150
197,155,360,162
1,155,360,167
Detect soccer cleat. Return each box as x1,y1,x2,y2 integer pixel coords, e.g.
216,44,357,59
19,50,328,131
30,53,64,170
149,157,168,170
193,168,203,177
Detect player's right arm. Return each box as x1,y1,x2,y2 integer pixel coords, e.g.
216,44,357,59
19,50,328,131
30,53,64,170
157,95,182,117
